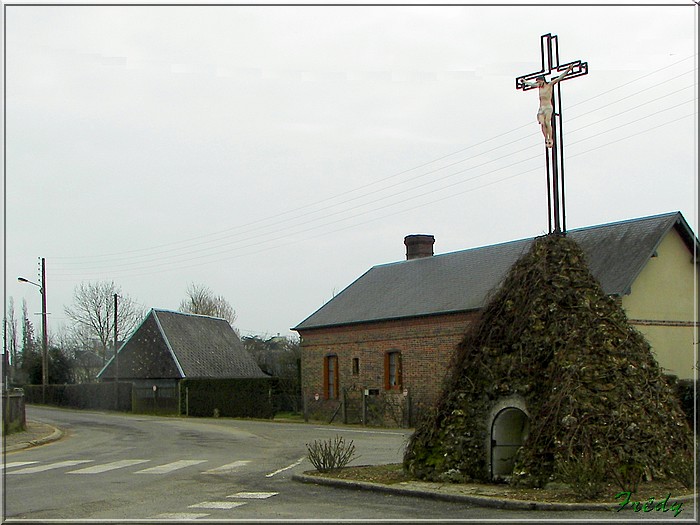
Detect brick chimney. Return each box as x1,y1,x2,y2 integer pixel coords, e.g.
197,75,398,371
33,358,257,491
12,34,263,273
404,234,435,260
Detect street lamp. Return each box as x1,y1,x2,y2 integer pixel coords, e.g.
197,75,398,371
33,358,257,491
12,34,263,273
18,257,48,404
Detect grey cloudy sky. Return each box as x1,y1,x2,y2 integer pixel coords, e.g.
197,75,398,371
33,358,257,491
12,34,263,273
4,2,697,341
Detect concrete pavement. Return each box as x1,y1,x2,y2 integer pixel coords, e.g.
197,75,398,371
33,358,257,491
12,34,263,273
5,419,695,514
3,420,64,452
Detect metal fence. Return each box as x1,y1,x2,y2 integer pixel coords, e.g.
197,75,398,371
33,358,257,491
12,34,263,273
132,384,179,415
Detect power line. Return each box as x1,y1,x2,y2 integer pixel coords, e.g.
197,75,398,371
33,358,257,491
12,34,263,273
47,57,696,275
49,110,694,277
50,93,694,274
50,110,695,281
49,55,695,266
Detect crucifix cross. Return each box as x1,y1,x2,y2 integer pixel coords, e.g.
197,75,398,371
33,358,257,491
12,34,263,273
515,33,588,234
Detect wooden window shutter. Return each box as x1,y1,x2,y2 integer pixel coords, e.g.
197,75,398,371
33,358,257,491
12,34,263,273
323,356,329,399
324,355,339,400
333,358,339,399
384,352,390,390
384,351,402,390
397,352,402,388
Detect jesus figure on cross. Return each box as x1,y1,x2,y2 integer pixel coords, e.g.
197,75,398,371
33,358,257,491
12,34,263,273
522,63,575,147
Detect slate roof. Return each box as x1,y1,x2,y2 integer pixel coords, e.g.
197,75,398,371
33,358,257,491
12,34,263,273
98,309,267,380
294,211,697,331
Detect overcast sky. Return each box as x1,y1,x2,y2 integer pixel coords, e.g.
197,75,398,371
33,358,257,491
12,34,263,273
4,1,698,343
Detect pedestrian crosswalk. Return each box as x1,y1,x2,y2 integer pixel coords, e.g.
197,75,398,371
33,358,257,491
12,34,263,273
188,501,246,510
203,460,250,474
4,458,253,477
136,459,208,474
68,459,150,474
151,491,279,520
0,461,38,470
5,458,282,519
8,460,93,474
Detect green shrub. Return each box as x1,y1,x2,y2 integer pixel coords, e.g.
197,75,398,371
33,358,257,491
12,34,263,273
664,452,694,490
611,462,645,493
556,453,606,501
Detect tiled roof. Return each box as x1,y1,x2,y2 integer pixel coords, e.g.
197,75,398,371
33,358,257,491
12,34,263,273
294,212,697,331
99,310,267,380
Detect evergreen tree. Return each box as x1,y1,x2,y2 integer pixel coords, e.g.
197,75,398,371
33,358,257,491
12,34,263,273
19,300,40,383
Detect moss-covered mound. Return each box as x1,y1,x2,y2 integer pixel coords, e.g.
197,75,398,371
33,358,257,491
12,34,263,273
403,234,693,489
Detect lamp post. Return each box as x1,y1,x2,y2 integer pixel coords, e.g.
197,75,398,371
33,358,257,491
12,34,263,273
18,257,48,404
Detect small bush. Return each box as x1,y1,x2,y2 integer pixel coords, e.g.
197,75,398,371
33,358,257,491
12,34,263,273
556,453,606,501
611,462,645,494
306,435,357,473
664,452,694,490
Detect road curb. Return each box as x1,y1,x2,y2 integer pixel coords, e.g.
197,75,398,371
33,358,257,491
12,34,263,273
292,473,696,512
4,425,64,452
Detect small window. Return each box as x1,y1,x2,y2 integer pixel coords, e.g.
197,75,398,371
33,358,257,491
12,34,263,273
384,351,402,390
324,355,339,400
352,357,360,375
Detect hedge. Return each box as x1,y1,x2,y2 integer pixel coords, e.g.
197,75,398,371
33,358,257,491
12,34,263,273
23,382,132,412
179,377,277,419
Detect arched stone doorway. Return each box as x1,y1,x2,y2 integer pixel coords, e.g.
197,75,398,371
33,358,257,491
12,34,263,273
490,406,530,481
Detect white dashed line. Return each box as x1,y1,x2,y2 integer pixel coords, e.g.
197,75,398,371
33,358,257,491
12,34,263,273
188,501,247,510
151,512,210,519
265,457,304,478
314,427,406,436
228,492,278,499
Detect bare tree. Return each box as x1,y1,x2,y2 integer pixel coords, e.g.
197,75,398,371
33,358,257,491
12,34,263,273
64,281,145,364
243,335,301,412
52,325,101,384
179,283,237,327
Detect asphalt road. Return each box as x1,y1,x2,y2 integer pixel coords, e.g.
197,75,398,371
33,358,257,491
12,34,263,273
3,406,693,521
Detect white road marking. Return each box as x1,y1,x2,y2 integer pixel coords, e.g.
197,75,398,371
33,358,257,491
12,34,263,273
265,457,305,478
135,459,208,474
203,460,250,474
151,512,210,519
0,461,38,470
8,460,93,474
189,501,247,510
314,427,406,436
227,492,278,499
67,459,149,474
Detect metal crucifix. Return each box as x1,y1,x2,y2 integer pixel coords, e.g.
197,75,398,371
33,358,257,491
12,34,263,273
516,33,588,235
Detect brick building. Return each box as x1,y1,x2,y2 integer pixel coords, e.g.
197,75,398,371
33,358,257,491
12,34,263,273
294,212,698,427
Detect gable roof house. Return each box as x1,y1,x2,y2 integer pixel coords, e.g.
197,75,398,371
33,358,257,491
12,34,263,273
98,309,267,413
293,211,698,427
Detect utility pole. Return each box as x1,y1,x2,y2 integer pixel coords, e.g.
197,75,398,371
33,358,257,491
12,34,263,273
114,293,119,408
2,317,8,389
17,257,49,403
40,258,48,404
